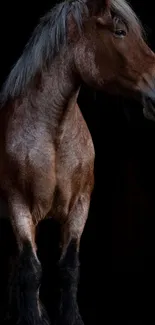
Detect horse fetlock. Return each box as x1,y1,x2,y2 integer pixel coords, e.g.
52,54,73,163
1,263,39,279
58,302,84,325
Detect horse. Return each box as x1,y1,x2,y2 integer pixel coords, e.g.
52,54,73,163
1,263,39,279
0,0,155,324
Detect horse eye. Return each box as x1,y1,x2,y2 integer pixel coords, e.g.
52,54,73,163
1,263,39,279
114,29,126,37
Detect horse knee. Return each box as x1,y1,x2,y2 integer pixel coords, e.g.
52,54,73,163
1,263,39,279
7,199,41,290
60,195,90,254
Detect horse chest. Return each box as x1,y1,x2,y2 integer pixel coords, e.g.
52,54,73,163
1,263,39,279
56,115,95,182
50,120,95,219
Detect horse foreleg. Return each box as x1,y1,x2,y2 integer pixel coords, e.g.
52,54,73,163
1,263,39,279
57,195,90,325
5,194,49,325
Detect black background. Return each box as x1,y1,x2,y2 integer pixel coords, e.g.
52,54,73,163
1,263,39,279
0,1,155,324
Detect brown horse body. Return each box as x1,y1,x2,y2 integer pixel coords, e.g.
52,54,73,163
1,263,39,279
0,62,94,248
1,0,155,324
0,51,95,325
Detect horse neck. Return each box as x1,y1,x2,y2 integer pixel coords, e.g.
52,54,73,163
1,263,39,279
30,49,80,134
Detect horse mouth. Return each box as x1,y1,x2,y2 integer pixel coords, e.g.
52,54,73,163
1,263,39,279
143,96,155,121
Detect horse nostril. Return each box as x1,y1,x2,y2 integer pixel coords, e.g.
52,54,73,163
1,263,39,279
143,95,155,121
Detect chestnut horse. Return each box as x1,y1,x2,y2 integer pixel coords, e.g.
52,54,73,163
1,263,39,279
0,0,155,324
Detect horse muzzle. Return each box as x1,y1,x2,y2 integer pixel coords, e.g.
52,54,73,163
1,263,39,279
143,94,155,121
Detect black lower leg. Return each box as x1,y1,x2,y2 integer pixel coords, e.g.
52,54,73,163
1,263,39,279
57,239,83,325
6,240,49,325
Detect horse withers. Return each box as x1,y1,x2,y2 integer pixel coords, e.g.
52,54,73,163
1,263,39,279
0,0,155,324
